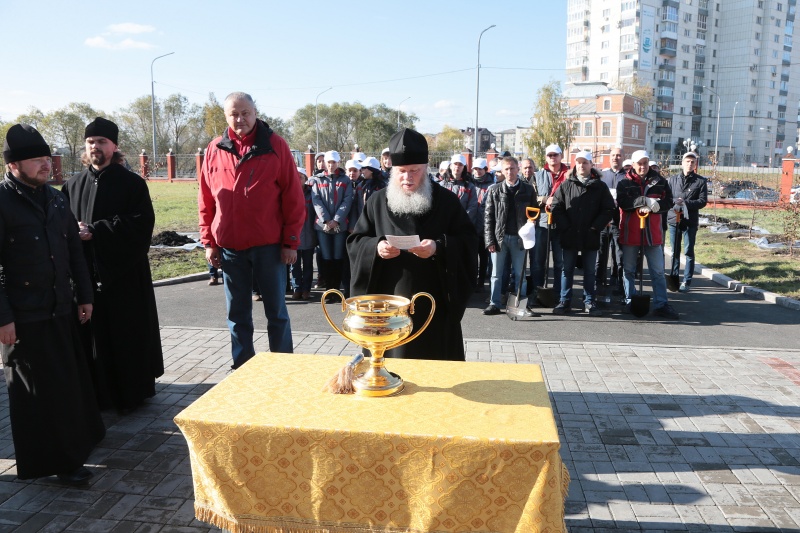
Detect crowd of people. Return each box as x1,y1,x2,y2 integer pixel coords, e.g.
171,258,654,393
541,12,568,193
0,90,708,484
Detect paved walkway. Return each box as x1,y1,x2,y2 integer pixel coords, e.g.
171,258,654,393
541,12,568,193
1,327,799,532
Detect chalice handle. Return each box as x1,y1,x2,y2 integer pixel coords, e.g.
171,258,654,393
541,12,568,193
386,292,436,351
320,289,347,339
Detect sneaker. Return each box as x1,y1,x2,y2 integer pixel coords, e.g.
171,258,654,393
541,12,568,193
552,301,570,315
483,304,502,316
653,304,680,320
586,302,603,317
678,282,690,293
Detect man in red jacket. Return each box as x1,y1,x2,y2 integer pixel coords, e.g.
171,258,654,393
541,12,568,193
199,92,306,369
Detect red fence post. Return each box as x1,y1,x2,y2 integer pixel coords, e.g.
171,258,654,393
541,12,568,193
195,148,204,181
51,153,63,184
139,150,150,178
781,154,795,202
462,149,473,173
304,147,315,178
166,150,176,182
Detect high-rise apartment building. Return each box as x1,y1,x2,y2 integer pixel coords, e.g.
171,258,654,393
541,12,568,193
566,0,799,166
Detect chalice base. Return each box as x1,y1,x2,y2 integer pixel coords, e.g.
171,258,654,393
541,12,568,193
353,366,404,397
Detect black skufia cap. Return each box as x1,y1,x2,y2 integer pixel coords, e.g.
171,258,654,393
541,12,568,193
388,128,428,166
84,117,119,145
3,124,51,164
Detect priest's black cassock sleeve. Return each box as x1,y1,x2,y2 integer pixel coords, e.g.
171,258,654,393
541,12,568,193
347,185,477,361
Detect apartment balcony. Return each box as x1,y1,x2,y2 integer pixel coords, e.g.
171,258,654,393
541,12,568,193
658,79,675,88
661,30,678,40
694,68,705,78
662,0,679,7
660,47,677,58
659,63,676,72
781,90,789,96
655,142,673,151
655,126,673,134
656,109,674,119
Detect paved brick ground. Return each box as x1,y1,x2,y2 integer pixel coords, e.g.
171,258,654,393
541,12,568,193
1,327,799,532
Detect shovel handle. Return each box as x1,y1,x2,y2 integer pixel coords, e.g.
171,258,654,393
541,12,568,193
638,210,650,229
525,207,541,221
545,205,553,225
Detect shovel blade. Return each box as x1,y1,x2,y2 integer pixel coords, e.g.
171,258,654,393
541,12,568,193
630,295,651,317
665,274,681,292
536,287,558,308
506,296,528,320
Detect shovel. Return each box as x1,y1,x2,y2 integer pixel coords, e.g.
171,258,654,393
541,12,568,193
630,210,651,317
665,211,681,292
507,207,540,320
535,207,558,308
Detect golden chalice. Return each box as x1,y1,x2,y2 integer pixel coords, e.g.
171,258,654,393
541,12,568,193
321,291,435,397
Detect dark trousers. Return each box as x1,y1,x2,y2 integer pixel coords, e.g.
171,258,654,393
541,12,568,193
596,224,623,290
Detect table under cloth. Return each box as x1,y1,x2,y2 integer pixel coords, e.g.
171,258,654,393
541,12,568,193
174,353,569,533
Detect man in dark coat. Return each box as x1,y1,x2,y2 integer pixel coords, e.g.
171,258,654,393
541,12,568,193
1,124,105,484
347,129,477,361
551,151,616,316
62,117,164,414
667,152,708,293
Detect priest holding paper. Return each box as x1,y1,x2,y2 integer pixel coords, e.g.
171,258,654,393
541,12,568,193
347,128,478,361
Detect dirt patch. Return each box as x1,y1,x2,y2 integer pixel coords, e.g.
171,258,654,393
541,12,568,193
152,231,196,246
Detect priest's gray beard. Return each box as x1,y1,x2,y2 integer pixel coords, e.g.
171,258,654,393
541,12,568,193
386,167,433,216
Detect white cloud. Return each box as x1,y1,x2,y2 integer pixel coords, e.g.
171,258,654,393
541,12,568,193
107,23,155,34
84,36,155,50
434,99,458,109
85,23,157,50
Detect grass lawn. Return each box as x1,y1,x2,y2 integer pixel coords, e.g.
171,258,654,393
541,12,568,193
695,207,800,299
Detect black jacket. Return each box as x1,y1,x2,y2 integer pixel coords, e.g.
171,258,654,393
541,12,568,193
0,174,92,325
552,169,616,251
667,171,708,227
484,179,538,251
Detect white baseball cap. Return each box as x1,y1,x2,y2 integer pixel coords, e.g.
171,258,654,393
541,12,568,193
622,159,633,167
450,154,467,165
353,152,367,163
345,159,361,170
439,160,450,171
324,150,341,163
545,144,563,155
575,150,592,163
472,157,488,169
631,150,649,163
297,166,307,176
682,151,698,160
360,156,380,170
381,147,391,155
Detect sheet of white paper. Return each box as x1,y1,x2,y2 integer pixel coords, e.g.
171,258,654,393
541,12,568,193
385,235,421,250
610,189,617,200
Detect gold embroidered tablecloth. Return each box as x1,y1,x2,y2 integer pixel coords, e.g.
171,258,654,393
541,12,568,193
174,353,569,533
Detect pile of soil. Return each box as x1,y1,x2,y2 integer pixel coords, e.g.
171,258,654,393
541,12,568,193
151,231,196,246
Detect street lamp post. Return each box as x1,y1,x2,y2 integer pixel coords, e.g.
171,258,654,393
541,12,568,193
150,52,174,173
703,86,721,169
315,87,333,153
397,97,411,129
474,24,496,159
730,101,738,164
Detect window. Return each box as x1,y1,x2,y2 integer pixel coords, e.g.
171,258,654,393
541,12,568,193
684,13,693,22
713,49,716,57
683,60,690,68
776,34,782,43
756,16,762,24
602,8,610,17
600,72,609,80
779,111,786,119
752,79,758,87
663,6,678,22
766,141,771,148
769,96,775,103
696,62,705,70
697,30,706,40
682,44,691,53
634,100,642,115
678,121,685,130
754,48,760,56
685,29,692,37
602,122,611,136
603,99,611,110
621,34,636,51
770,81,776,89
697,14,707,30
656,118,673,128
664,21,678,32
749,125,754,132
756,32,761,40
708,124,712,132
601,24,610,32
777,2,783,11
601,40,609,49
750,94,758,102
572,122,580,136
658,86,675,97
584,122,593,136
773,50,779,58
632,125,640,138
776,19,781,28
601,56,609,64
682,75,688,84
747,140,753,147
767,111,773,118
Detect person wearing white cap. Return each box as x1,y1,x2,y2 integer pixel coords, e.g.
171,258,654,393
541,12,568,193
530,143,569,303
439,154,478,227
666,151,708,293
435,160,450,183
597,147,626,295
616,150,679,319
308,150,354,297
380,147,392,177
472,158,494,289
353,152,367,164
483,156,539,316
291,166,317,301
550,151,616,316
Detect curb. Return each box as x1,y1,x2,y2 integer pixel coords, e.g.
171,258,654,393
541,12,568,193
152,271,208,287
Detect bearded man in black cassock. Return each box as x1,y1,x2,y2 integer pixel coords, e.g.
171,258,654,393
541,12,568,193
62,118,164,414
347,128,477,361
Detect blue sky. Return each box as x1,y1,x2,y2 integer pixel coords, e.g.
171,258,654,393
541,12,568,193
1,0,566,136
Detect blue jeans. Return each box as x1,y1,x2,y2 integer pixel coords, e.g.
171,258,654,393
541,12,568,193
316,229,347,261
531,225,563,295
668,224,698,284
561,248,598,305
221,244,293,368
621,244,668,309
491,235,527,307
291,249,315,292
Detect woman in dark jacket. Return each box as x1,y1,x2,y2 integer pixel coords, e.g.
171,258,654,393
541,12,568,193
551,152,616,316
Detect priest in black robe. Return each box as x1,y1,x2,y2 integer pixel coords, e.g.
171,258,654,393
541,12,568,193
347,129,477,361
1,124,105,484
62,118,164,414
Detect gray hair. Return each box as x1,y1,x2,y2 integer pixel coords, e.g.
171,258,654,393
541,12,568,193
224,92,256,109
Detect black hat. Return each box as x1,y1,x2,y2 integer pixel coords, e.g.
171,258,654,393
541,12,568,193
388,128,428,166
84,117,119,145
3,124,51,164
